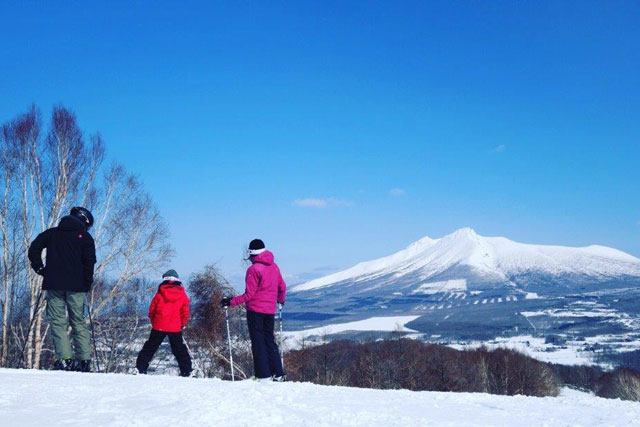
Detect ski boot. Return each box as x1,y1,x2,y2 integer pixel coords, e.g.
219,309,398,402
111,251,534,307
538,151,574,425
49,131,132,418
179,369,194,378
272,374,287,382
250,376,272,383
52,359,74,371
76,360,91,373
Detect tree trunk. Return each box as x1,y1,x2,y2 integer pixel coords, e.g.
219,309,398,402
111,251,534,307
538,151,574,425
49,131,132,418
1,220,10,366
25,285,36,368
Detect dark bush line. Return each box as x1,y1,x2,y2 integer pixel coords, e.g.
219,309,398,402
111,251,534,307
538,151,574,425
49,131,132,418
286,339,640,401
551,362,640,401
597,369,640,401
286,339,559,397
551,363,604,392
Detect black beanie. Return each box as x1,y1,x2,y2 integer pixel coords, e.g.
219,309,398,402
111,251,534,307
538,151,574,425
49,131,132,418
248,239,266,256
249,239,265,251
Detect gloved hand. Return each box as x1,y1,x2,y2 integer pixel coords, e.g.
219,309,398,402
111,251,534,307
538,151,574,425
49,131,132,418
220,297,232,307
36,267,45,276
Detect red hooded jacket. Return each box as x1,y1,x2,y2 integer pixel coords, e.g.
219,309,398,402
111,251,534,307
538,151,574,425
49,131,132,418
148,281,190,333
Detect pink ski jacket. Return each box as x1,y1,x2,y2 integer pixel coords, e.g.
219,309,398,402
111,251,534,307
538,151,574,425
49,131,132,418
231,250,286,314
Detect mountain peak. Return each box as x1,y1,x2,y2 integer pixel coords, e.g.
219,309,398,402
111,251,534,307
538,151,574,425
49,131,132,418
444,227,480,240
409,235,435,248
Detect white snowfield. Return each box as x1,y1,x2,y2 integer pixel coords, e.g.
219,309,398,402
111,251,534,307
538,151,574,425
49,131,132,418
291,228,640,292
284,315,420,344
411,279,467,295
449,335,595,366
1,369,638,427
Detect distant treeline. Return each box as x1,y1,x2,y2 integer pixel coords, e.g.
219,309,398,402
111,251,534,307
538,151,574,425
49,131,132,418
552,360,640,402
285,339,640,402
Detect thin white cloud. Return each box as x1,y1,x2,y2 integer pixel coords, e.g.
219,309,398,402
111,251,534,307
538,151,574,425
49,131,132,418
292,198,328,208
492,144,506,153
389,188,406,197
292,198,354,208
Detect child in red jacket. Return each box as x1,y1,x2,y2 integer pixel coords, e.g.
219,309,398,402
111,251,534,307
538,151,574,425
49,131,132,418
136,269,192,376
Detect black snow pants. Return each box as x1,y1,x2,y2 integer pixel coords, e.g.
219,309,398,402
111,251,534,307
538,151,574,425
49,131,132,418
247,310,284,379
136,329,192,375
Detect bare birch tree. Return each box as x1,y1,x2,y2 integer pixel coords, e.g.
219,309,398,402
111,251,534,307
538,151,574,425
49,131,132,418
0,105,172,369
0,122,18,365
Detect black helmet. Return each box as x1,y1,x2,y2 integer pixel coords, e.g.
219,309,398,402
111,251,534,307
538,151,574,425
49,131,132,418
70,207,94,229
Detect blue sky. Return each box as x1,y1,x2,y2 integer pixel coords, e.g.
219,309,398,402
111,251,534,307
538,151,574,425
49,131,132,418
1,1,639,287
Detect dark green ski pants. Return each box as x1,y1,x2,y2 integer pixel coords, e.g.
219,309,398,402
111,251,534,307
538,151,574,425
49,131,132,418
46,290,91,361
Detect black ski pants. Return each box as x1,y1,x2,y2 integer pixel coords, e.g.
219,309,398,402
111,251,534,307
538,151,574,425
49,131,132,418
136,329,192,374
247,310,284,379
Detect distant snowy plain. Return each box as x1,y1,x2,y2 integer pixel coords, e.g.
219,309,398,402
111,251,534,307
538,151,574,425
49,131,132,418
283,315,640,366
1,369,638,427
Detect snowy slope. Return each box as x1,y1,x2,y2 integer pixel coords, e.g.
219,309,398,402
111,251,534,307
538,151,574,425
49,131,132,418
284,315,421,345
1,369,638,427
292,228,640,294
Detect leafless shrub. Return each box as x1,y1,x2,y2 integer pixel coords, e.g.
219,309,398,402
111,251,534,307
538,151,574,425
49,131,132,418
90,277,151,373
597,369,640,402
473,347,559,397
185,265,252,379
552,363,604,392
287,339,560,397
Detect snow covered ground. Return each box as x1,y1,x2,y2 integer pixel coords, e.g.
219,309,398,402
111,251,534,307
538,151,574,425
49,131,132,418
448,335,595,365
284,315,420,346
0,369,638,427
447,333,640,367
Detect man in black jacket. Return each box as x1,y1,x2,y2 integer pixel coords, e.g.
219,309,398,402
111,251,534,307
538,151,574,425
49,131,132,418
28,207,97,372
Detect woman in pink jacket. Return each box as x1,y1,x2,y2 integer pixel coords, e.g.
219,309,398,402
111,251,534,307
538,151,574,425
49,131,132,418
221,239,287,381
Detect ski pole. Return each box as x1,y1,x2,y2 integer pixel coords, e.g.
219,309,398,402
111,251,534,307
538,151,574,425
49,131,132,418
182,337,196,377
278,303,284,371
87,298,101,372
225,306,235,381
19,290,44,368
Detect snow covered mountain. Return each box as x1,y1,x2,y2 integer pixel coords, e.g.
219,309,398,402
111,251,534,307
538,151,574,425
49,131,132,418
286,229,640,345
291,228,640,297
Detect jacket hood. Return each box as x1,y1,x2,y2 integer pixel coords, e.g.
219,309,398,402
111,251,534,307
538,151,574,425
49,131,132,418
158,281,186,303
58,215,87,231
251,250,274,266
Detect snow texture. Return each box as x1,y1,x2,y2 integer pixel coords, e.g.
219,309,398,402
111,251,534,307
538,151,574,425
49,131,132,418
0,369,638,427
448,335,595,366
411,279,467,295
284,315,420,343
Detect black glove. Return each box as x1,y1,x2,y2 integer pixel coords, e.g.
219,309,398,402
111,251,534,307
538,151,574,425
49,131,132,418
36,267,45,276
220,297,232,307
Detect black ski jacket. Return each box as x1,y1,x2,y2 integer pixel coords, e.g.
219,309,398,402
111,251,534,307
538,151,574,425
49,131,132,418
28,215,97,292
